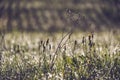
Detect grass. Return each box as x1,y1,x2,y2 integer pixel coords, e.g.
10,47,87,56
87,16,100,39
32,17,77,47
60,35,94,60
0,30,120,80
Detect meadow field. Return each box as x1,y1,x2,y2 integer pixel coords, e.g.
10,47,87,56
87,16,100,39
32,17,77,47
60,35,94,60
0,30,120,80
0,0,120,80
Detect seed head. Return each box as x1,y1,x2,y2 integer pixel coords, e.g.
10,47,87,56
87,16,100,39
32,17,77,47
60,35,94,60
40,40,43,45
82,36,85,44
49,44,51,50
74,40,77,46
91,33,94,39
46,38,49,46
88,35,91,41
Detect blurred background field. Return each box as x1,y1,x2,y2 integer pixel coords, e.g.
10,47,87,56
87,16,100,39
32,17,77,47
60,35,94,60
0,0,120,32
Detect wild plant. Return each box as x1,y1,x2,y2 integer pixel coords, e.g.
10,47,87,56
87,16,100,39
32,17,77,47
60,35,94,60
0,9,119,80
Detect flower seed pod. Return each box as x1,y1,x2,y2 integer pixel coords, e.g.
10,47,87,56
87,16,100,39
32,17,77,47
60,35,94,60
82,36,85,44
74,40,77,46
91,33,94,39
46,38,49,46
88,35,91,41
49,44,51,50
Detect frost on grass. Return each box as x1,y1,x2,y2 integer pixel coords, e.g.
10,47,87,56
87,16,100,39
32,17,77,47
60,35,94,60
0,31,120,80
